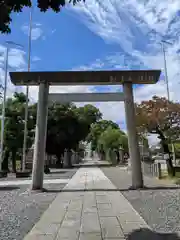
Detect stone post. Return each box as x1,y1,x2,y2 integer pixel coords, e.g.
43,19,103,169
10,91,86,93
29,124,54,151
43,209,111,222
123,82,144,189
31,82,49,190
63,150,68,167
63,149,72,168
119,148,124,164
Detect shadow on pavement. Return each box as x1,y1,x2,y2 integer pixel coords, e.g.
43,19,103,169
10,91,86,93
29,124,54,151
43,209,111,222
127,228,180,240
0,186,20,191
76,164,113,168
43,188,121,193
48,171,67,174
124,185,180,191
44,186,180,192
43,186,180,193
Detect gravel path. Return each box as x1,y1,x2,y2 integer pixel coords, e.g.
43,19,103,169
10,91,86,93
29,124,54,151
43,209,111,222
102,167,180,233
0,169,77,240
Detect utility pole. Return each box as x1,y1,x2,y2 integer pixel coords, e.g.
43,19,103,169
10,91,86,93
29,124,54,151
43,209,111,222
161,41,170,101
0,47,9,171
161,40,176,165
22,7,33,172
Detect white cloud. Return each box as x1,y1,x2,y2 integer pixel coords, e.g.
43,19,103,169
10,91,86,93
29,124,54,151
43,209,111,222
32,56,41,62
0,45,26,69
0,44,26,97
31,28,43,40
67,0,180,144
35,23,42,27
8,48,26,68
21,24,43,41
69,0,180,98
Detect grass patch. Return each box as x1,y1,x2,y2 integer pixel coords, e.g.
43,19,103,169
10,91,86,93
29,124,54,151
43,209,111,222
160,167,180,185
173,170,180,185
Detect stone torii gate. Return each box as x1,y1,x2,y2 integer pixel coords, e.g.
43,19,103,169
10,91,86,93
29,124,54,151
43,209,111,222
9,70,161,190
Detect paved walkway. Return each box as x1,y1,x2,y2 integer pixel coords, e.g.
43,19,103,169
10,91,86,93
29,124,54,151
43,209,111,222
24,168,150,240
74,157,111,167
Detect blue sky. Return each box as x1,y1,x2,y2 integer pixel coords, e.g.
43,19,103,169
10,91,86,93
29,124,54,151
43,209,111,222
3,6,125,71
0,0,180,144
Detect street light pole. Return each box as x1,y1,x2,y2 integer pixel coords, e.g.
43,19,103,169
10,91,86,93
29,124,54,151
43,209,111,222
161,40,176,164
161,41,170,101
22,7,33,172
0,47,9,171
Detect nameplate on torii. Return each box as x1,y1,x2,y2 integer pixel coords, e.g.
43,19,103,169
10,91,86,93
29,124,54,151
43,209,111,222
109,75,154,83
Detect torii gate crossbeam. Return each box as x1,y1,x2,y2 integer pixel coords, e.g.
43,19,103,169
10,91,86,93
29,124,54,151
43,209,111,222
48,92,125,103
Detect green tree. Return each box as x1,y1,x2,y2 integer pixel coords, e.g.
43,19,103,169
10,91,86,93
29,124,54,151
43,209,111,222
87,120,120,152
46,103,78,166
46,103,100,167
75,104,102,126
0,0,85,34
2,92,36,172
98,127,128,163
98,127,123,151
119,134,129,153
74,104,102,141
135,96,180,176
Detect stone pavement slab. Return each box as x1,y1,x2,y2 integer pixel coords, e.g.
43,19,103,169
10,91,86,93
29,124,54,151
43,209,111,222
64,168,116,191
74,157,111,168
23,167,150,240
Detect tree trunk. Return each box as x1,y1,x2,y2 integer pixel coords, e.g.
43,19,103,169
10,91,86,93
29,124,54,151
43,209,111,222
166,158,175,176
63,150,72,168
11,150,17,173
156,127,175,177
98,150,105,160
116,150,120,163
1,148,10,172
56,154,63,168
67,150,72,168
110,149,117,165
161,141,175,176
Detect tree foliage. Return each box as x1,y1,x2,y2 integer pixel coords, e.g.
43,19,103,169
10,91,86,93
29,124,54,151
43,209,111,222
73,104,102,142
1,92,36,172
0,0,85,34
1,92,101,170
75,104,102,127
87,120,120,151
1,91,128,170
136,96,180,141
135,96,180,176
46,103,101,164
97,125,128,163
98,127,128,153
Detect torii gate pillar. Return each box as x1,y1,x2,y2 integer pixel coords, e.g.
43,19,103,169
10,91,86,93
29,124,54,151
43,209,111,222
123,82,143,188
31,82,49,190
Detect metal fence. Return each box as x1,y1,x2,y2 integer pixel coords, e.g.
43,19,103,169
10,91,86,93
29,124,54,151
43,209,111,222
142,162,162,179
